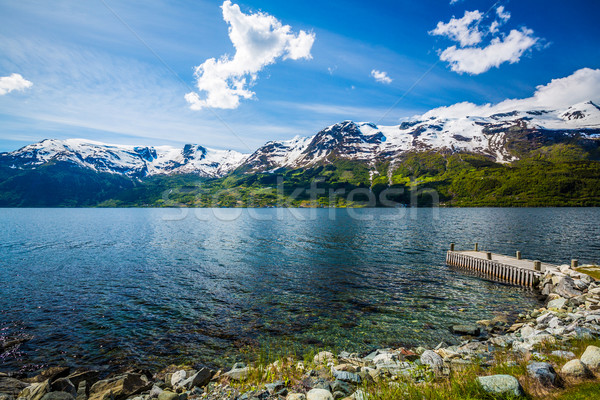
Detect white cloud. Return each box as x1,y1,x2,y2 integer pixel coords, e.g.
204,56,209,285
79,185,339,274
0,73,33,95
430,10,483,47
185,1,315,110
371,69,392,84
439,28,538,74
431,6,539,75
496,6,511,22
420,68,600,119
449,0,463,4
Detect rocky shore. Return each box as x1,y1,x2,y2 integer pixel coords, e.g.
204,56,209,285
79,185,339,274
2,263,600,400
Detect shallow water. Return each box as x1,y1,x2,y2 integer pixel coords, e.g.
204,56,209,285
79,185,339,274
1,208,599,372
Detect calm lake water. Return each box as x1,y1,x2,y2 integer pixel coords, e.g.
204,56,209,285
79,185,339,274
1,208,599,372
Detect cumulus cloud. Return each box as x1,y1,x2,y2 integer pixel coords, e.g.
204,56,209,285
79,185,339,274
185,1,315,110
420,68,600,119
430,10,483,47
431,6,539,75
371,69,392,84
0,73,33,95
440,28,538,75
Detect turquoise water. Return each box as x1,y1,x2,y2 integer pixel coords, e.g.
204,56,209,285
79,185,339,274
1,208,599,372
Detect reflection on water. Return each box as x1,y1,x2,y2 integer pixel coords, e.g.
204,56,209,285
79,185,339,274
1,208,599,371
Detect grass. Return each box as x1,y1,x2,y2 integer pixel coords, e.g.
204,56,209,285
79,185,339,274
575,266,600,281
553,382,600,400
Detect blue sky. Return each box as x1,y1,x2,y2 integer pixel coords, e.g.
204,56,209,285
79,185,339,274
0,0,599,153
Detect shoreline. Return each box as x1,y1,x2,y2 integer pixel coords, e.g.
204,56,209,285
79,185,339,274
2,264,600,400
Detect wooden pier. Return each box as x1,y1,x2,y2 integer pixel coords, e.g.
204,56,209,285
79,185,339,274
445,243,563,288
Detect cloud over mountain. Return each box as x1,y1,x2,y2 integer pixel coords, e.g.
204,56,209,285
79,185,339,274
185,1,315,110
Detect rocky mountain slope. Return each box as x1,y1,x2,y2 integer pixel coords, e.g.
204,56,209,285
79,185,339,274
0,139,248,178
2,101,599,179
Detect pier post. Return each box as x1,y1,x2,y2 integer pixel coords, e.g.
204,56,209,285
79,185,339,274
571,259,578,269
450,243,455,251
534,261,541,271
516,251,522,260
475,242,479,251
486,252,492,260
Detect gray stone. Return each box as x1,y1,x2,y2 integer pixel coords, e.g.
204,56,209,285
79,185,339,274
75,382,87,400
527,362,559,387
419,350,443,371
175,368,212,390
169,371,186,389
306,389,333,400
330,380,351,396
310,379,331,392
19,381,50,400
286,394,305,400
148,386,163,399
555,277,582,298
561,359,593,378
330,369,361,384
40,393,75,400
548,297,567,309
223,367,250,381
580,345,600,370
313,352,335,365
50,379,76,398
264,381,285,395
551,350,576,359
0,377,28,397
88,374,152,400
157,391,178,400
476,375,524,397
450,325,480,336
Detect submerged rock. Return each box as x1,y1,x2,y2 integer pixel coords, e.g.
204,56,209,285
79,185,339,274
450,324,480,336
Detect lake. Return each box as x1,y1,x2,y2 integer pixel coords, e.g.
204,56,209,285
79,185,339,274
1,208,599,372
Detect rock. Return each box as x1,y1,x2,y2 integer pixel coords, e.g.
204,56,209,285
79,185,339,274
169,371,186,389
476,375,524,397
265,381,285,395
88,374,152,400
19,381,50,400
548,297,567,310
157,391,178,400
551,350,576,359
313,352,335,365
306,389,333,400
65,372,98,391
527,362,560,387
0,377,28,396
310,379,331,392
419,350,443,371
175,368,212,390
24,369,69,385
555,277,582,298
580,345,600,370
372,353,396,365
75,382,87,400
330,369,360,384
49,379,76,398
286,394,306,400
332,391,344,400
223,366,250,381
330,380,351,396
519,325,535,339
450,324,480,336
148,386,163,399
560,359,593,379
350,390,367,400
40,393,75,400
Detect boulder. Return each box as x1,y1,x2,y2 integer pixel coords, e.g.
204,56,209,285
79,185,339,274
0,377,28,396
476,375,524,397
88,374,151,400
19,381,50,400
330,369,360,384
286,394,306,400
554,277,582,298
450,325,480,336
419,350,443,371
40,393,75,400
548,297,567,310
175,368,212,390
157,392,178,400
527,362,560,387
75,382,87,400
581,345,600,370
264,381,285,396
65,372,98,390
330,380,352,397
306,389,333,400
313,352,335,365
560,359,593,379
169,371,186,389
223,366,250,381
49,379,76,398
25,368,70,385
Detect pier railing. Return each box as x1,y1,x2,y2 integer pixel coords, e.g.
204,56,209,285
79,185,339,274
445,243,568,288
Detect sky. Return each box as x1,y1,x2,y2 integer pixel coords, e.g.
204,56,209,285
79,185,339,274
0,0,599,153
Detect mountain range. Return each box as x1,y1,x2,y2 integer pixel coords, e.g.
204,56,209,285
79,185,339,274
1,101,600,207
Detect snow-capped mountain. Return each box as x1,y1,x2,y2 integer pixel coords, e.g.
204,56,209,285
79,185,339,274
242,101,600,172
0,139,248,178
2,101,599,179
